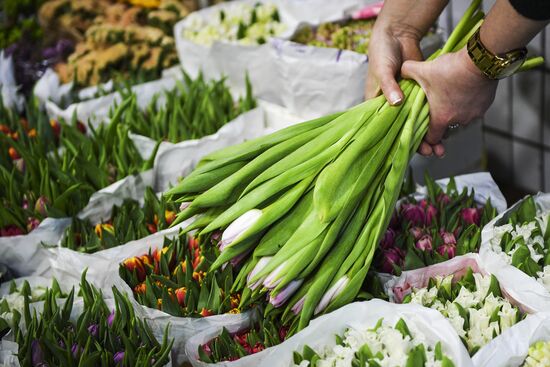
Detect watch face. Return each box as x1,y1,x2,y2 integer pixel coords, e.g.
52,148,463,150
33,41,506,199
499,57,526,79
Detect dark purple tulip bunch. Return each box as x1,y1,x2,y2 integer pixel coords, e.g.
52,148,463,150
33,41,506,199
374,175,497,274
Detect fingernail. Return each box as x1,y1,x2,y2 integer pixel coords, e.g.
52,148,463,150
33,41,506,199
389,92,402,105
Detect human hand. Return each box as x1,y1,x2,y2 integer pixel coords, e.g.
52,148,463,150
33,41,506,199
365,23,424,104
401,47,499,157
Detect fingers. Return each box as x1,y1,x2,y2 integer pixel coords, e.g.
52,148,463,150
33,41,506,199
418,142,433,156
418,141,445,158
432,143,445,158
366,64,403,105
424,121,449,146
379,70,404,106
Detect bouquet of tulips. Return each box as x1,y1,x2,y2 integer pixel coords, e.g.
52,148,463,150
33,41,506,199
166,0,538,333
485,196,550,290
10,272,173,367
52,110,156,191
119,234,244,317
119,73,256,144
400,268,523,355
374,175,497,275
0,102,92,236
293,318,455,367
198,315,289,363
60,187,178,253
0,278,65,336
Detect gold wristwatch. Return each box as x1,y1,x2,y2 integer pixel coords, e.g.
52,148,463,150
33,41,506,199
467,27,527,80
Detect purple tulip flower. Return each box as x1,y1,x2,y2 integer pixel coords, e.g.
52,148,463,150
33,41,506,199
113,351,125,364
401,204,425,227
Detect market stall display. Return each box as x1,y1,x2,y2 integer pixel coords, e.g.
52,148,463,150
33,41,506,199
1,0,549,365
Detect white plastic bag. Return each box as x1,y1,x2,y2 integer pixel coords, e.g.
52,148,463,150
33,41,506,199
0,340,19,367
472,312,550,367
384,253,533,313
479,193,550,312
184,300,473,367
43,73,182,128
0,51,24,112
0,217,71,278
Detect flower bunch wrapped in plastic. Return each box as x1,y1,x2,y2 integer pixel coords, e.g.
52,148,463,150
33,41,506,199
10,272,173,366
119,234,243,317
292,19,376,54
183,2,286,46
61,187,177,253
198,315,289,363
402,268,523,354
293,318,455,367
487,196,550,290
115,73,256,143
166,0,541,333
523,340,550,367
0,279,65,336
375,175,496,274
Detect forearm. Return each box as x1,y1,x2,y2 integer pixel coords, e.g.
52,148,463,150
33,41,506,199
374,0,449,40
481,0,550,54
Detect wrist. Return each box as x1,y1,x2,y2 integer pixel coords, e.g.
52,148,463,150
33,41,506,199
458,47,498,84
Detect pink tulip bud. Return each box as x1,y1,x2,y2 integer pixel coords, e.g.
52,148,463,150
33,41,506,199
34,196,49,217
27,217,40,232
401,204,425,227
291,296,306,315
461,207,481,226
379,247,404,274
425,204,437,226
269,279,303,308
437,193,451,205
409,227,423,240
415,234,433,251
379,228,396,249
441,232,457,246
14,158,25,173
437,243,456,259
419,199,428,208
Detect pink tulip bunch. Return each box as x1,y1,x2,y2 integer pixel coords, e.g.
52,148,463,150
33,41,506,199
375,176,497,275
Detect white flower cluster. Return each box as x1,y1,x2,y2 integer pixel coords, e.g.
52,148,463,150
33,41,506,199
295,320,447,367
0,286,46,329
489,211,550,291
408,273,519,353
523,341,550,367
183,3,287,46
